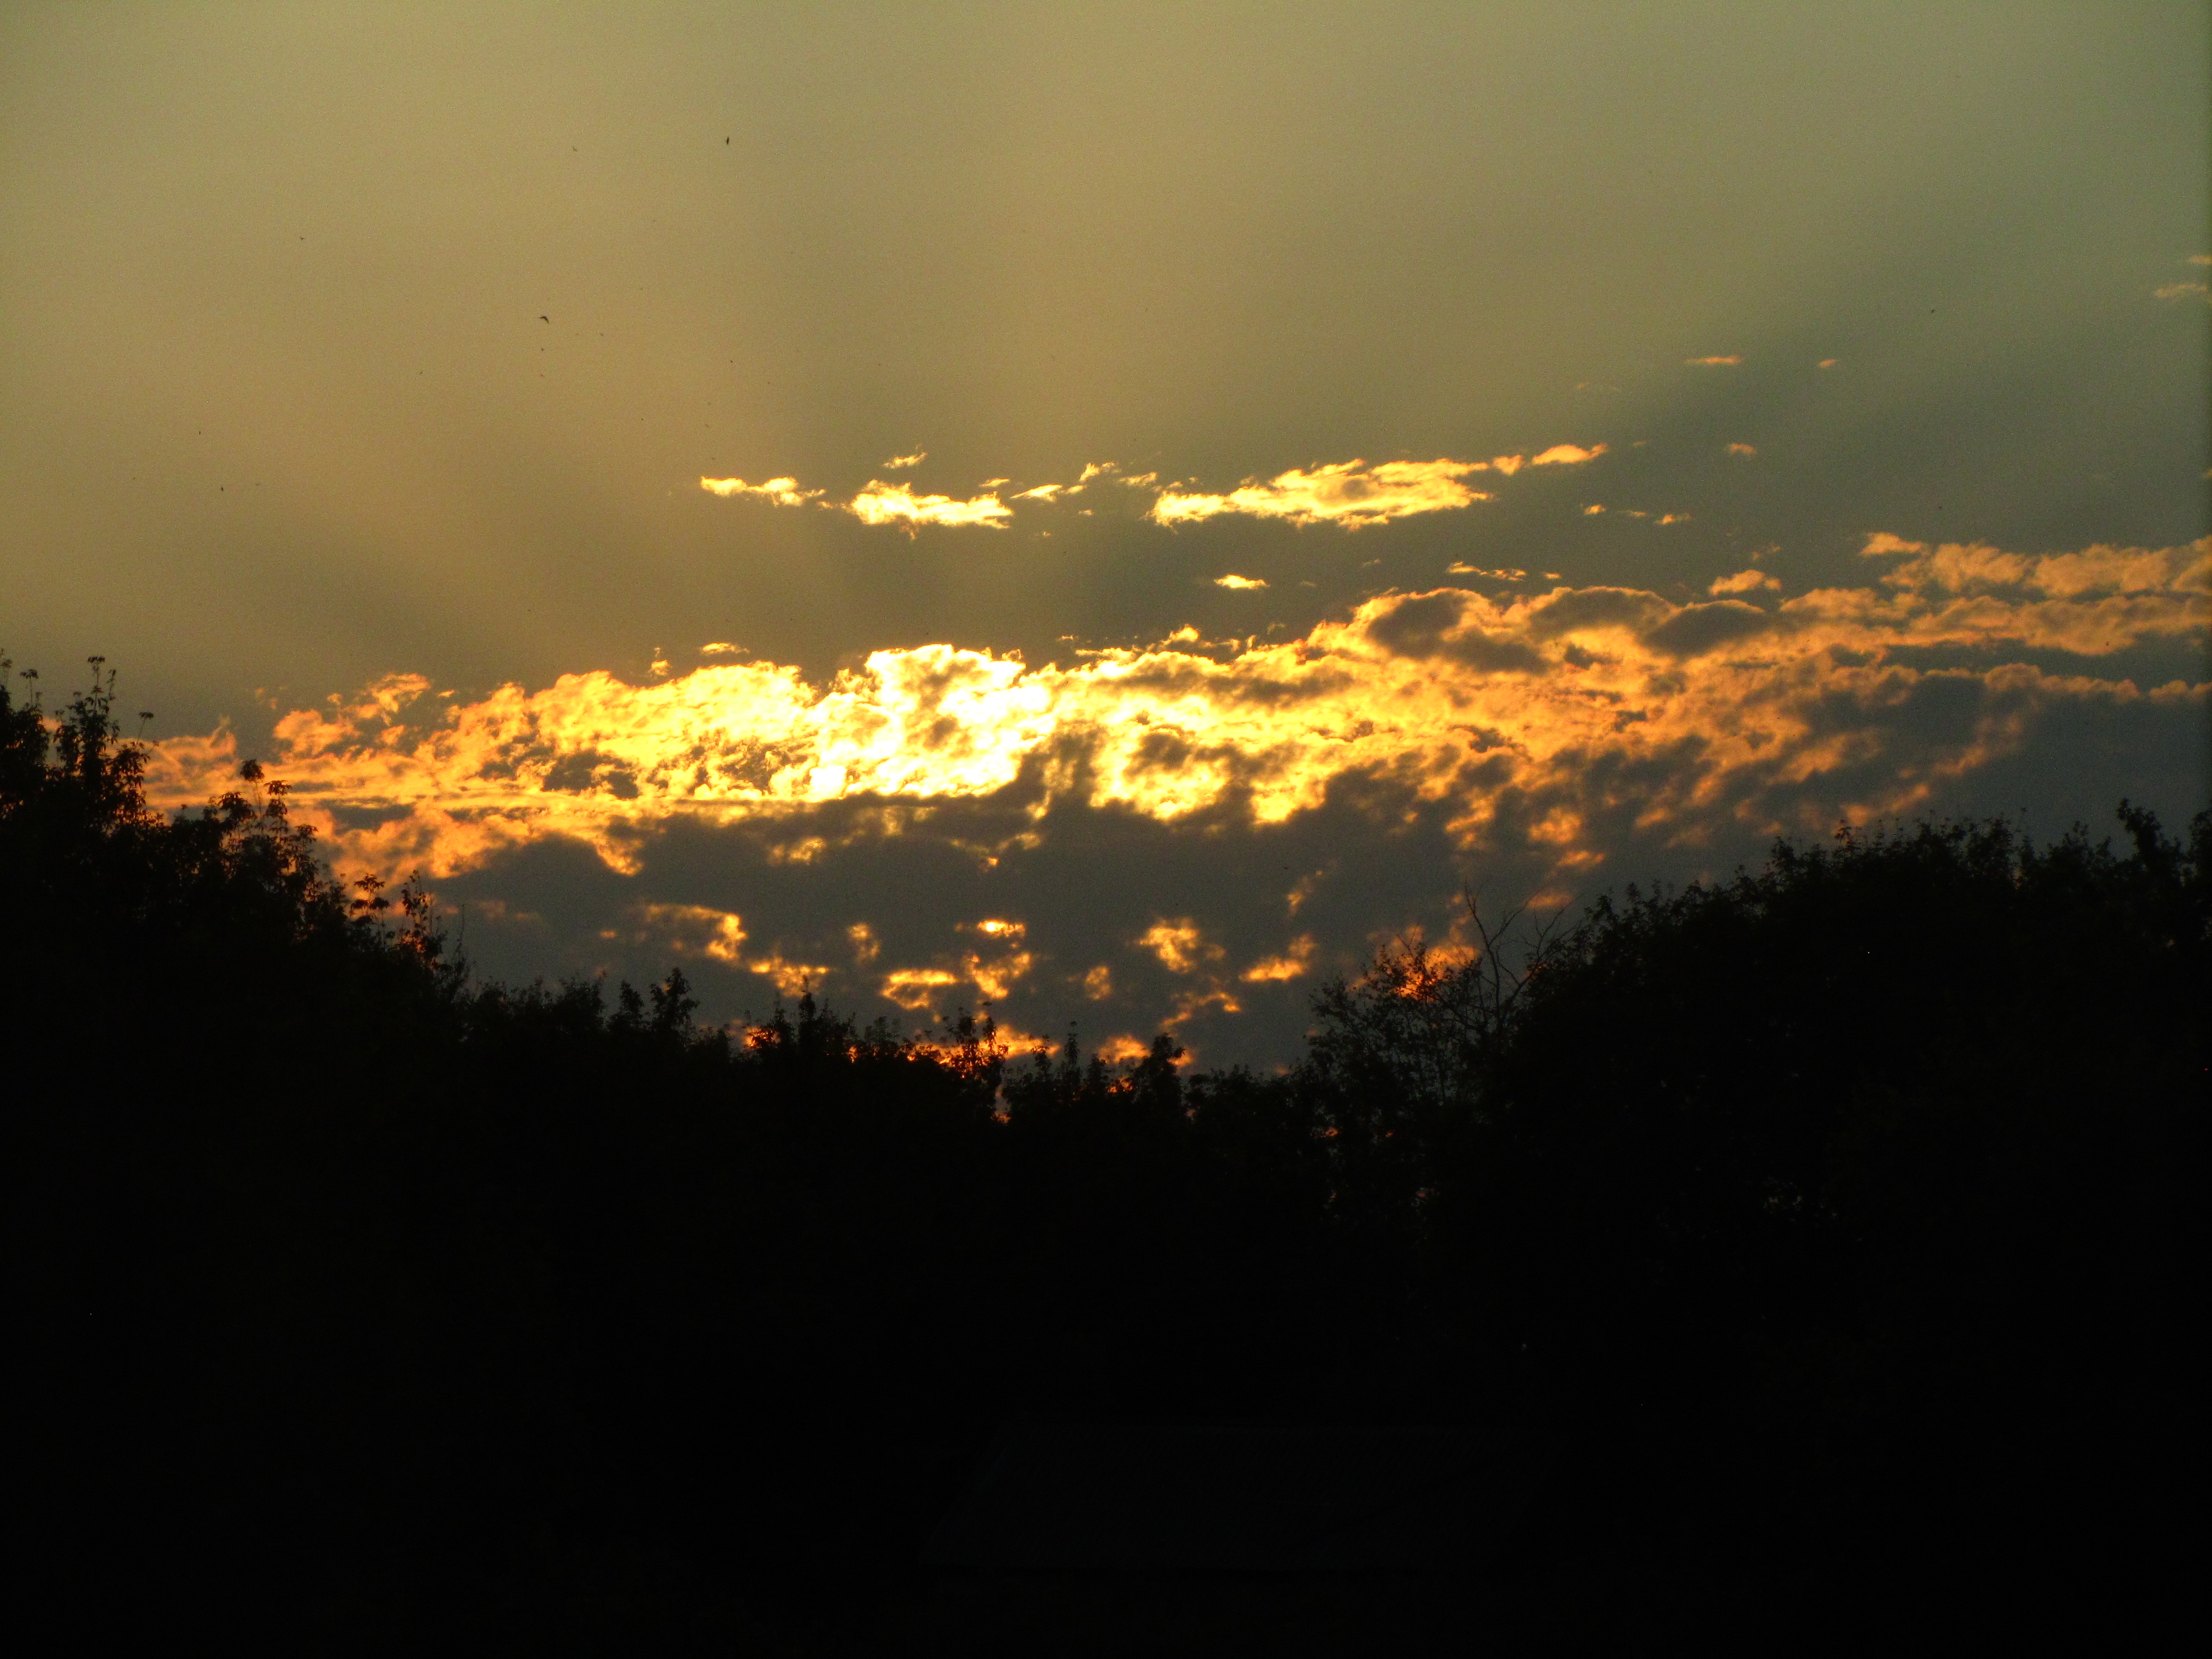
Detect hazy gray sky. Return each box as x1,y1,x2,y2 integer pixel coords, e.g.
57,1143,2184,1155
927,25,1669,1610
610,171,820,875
5,4,2206,1059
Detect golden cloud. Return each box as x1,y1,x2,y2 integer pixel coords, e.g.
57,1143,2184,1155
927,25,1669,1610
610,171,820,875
1151,459,1493,528
141,535,2209,886
1214,574,1268,590
704,446,1607,535
1686,355,1742,366
846,481,1012,530
699,476,822,506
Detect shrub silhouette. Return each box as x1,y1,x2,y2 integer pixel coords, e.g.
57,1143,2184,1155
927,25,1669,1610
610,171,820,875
6,654,2202,1645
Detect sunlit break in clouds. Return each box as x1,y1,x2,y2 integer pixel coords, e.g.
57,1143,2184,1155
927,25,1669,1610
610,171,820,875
143,532,2211,875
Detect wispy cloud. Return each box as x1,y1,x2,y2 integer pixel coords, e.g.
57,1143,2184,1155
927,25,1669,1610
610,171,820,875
1686,354,1742,366
1528,443,1606,467
2155,282,2208,303
1151,458,1493,528
880,450,927,470
1214,574,1268,590
1486,443,1608,474
846,481,1012,530
1726,442,1758,456
699,475,822,506
703,445,1607,534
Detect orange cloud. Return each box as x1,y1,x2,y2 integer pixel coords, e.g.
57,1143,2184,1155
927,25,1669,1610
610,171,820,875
1241,935,1316,983
1710,569,1781,595
1529,443,1607,467
1214,574,1268,590
636,902,749,963
1138,920,1219,975
141,535,2209,886
876,919,1034,1011
1726,442,1758,456
1686,355,1742,366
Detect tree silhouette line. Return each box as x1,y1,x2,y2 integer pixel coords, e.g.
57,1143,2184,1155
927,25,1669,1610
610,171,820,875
8,657,2204,1647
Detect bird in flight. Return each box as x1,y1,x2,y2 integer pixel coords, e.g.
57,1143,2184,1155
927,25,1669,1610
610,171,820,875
540,315,549,323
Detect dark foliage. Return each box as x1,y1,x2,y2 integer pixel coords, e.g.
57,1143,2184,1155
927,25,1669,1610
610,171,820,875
7,656,2203,1647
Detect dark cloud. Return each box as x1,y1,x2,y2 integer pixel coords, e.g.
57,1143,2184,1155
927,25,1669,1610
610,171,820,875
1365,593,1549,674
1641,599,1777,657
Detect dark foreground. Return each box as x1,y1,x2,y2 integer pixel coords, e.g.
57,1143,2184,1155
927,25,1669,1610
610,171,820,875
9,666,2204,1650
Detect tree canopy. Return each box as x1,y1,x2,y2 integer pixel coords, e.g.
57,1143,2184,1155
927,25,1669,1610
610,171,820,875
7,655,2203,1647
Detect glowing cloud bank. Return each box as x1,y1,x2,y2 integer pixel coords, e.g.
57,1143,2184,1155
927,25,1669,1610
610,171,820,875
143,536,2206,889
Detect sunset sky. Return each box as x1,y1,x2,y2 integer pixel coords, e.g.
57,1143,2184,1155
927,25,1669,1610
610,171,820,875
5,3,2206,1062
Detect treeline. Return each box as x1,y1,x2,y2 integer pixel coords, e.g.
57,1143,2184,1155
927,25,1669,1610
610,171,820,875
8,660,2205,1646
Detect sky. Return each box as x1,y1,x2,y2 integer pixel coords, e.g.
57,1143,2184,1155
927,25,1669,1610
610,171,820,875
4,2,2206,1064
